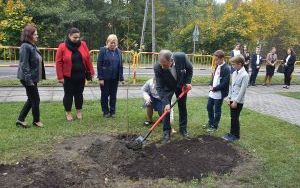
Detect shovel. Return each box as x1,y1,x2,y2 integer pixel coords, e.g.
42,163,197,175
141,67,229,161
126,85,191,150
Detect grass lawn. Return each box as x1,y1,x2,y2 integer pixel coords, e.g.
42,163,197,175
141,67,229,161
0,98,299,187
0,75,299,87
278,92,300,100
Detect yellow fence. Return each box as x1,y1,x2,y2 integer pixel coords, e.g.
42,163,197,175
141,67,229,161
0,46,299,70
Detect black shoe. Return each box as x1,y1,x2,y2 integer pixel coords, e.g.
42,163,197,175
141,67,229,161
162,130,171,144
16,120,30,128
103,113,110,118
110,113,116,118
180,129,190,139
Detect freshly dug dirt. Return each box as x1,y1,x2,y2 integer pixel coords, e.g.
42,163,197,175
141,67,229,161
119,135,240,181
0,134,245,188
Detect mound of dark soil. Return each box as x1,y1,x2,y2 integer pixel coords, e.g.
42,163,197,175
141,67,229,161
0,134,243,187
119,135,240,181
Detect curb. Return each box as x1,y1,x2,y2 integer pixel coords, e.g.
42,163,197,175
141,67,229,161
0,64,56,67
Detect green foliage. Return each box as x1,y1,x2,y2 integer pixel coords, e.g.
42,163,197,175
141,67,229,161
0,0,299,55
170,0,299,55
0,0,33,45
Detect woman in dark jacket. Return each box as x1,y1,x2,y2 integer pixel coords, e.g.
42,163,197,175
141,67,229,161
283,48,297,89
97,34,124,118
56,28,95,121
16,24,46,128
241,45,250,73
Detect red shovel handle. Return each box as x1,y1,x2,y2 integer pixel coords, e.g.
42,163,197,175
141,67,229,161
149,85,192,132
179,84,192,99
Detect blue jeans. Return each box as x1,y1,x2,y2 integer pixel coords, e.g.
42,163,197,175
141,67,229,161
206,97,223,129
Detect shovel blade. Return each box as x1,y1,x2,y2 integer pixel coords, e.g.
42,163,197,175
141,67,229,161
135,136,145,143
125,135,146,150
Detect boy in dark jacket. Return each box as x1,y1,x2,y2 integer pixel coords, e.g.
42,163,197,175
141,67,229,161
204,50,231,132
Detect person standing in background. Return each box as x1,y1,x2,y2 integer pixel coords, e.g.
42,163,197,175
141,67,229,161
97,34,124,118
56,28,95,121
249,47,263,86
242,45,250,73
263,47,277,86
230,43,241,73
230,43,241,58
16,24,46,128
283,48,297,89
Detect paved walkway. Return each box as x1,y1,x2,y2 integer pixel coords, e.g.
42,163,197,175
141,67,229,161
1,85,300,126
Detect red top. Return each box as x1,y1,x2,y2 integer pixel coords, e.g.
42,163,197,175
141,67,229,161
55,41,95,80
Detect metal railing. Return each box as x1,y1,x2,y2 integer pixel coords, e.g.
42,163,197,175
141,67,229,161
1,45,299,69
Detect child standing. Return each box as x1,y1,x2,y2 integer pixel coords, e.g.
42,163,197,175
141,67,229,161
223,55,249,141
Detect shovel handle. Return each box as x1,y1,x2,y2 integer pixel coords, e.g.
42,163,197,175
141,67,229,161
148,86,191,132
149,110,169,132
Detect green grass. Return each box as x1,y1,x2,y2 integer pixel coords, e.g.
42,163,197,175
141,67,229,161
278,92,300,100
0,98,299,187
0,75,299,86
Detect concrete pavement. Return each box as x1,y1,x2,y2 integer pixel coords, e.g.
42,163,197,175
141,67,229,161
1,85,300,126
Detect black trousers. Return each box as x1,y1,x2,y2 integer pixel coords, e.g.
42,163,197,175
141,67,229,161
244,64,249,73
63,77,85,111
18,80,40,123
284,67,294,86
249,68,259,85
163,88,187,132
100,79,119,115
230,102,243,139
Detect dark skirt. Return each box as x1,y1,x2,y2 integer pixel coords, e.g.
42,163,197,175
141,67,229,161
266,65,275,76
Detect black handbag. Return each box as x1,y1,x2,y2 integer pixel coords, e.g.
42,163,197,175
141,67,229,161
85,71,92,81
277,64,284,73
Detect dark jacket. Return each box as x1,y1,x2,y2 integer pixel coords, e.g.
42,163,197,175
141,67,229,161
17,42,46,85
97,47,124,81
243,52,251,62
154,52,193,105
250,53,263,70
283,54,296,68
210,63,231,99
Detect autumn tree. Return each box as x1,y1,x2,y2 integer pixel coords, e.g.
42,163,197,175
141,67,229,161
0,0,32,45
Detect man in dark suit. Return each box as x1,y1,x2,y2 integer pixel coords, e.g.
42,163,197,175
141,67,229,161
249,47,263,86
204,50,231,132
154,50,193,143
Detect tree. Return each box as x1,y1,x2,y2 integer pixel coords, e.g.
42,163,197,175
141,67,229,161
27,0,98,47
0,0,32,45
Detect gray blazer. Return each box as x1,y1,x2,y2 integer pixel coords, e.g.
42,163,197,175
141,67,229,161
228,67,249,104
17,42,46,85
